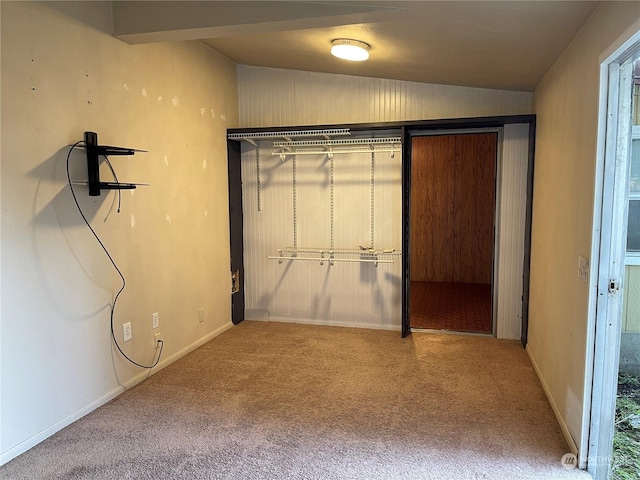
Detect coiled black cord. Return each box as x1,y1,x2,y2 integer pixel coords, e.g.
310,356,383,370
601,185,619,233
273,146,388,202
66,142,163,369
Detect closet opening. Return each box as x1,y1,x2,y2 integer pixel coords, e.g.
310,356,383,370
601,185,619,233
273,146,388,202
409,132,498,334
227,115,535,342
401,116,536,342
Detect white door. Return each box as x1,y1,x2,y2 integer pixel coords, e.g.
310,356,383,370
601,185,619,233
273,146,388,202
588,55,636,478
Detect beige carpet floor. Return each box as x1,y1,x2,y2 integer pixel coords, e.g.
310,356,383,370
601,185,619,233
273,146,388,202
0,321,591,480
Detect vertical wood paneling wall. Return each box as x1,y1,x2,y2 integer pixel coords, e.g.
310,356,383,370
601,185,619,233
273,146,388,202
496,124,530,339
410,134,497,284
238,66,533,127
241,142,403,329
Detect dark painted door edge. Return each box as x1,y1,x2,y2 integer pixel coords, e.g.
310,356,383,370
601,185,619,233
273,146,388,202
401,127,412,338
521,118,536,347
227,140,245,325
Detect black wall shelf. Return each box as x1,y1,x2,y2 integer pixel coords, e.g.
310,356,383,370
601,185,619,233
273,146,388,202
84,131,147,196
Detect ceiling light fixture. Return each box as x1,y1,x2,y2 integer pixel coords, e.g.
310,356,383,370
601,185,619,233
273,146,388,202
330,39,370,62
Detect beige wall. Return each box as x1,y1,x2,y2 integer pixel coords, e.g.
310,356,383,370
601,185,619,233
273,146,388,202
530,1,640,454
0,1,238,463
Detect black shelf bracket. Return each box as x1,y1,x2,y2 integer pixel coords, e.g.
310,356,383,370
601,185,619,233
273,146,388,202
83,131,147,196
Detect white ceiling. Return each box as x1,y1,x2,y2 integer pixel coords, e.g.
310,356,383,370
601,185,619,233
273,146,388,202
113,1,600,92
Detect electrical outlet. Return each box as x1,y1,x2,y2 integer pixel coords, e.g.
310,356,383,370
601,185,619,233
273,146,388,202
123,322,132,342
154,332,163,350
152,312,159,329
198,308,205,324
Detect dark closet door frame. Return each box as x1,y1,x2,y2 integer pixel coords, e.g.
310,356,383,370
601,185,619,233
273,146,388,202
227,139,245,325
226,114,535,346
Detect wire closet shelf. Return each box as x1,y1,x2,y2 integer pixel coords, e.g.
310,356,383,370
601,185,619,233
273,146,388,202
228,128,403,265
227,129,401,158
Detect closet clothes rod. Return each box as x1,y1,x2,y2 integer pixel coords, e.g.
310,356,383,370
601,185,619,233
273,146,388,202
268,256,394,265
268,247,400,266
273,147,400,158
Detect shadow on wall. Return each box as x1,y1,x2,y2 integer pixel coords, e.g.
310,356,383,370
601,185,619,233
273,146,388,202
30,146,105,227
311,265,332,319
257,259,296,311
256,260,402,324
384,271,402,321
28,145,115,319
256,155,400,190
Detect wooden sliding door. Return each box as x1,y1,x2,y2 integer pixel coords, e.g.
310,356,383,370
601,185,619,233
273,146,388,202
410,133,497,332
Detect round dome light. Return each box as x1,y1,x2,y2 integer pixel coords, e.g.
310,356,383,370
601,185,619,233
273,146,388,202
330,39,370,62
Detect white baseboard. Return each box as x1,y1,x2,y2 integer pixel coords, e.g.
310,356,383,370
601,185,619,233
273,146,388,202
0,321,233,466
267,315,400,331
526,345,579,455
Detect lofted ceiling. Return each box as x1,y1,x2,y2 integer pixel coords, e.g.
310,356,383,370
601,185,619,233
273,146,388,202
112,1,600,92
